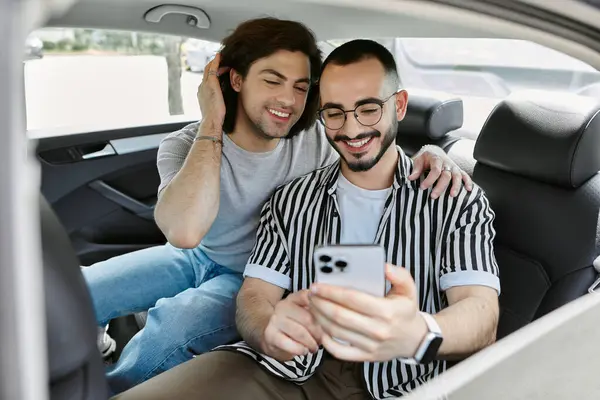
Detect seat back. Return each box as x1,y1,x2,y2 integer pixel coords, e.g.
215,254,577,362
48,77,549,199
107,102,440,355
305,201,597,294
41,195,108,399
396,91,463,155
473,90,600,339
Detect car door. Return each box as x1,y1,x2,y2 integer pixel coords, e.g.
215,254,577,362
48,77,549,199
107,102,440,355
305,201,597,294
33,121,193,266
26,27,215,266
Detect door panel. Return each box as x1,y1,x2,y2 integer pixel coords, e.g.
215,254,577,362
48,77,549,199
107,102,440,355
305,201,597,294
35,120,195,265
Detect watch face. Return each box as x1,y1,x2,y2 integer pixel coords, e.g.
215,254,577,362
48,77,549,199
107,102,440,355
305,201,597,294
421,333,443,364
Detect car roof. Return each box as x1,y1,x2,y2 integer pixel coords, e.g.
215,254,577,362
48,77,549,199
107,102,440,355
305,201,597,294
46,0,490,41
43,0,600,72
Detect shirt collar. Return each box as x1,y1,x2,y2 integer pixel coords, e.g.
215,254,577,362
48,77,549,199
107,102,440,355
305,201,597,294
324,146,413,195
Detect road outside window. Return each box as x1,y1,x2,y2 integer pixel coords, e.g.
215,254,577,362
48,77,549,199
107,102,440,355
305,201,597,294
24,28,218,134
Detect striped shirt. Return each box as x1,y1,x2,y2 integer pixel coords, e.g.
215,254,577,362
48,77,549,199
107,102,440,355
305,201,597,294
216,146,500,399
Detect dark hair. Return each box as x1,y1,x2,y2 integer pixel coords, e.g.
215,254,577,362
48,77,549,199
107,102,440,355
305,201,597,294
320,39,400,89
218,17,322,137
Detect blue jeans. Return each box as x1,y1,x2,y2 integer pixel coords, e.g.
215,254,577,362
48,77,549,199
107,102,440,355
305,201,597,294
81,244,243,395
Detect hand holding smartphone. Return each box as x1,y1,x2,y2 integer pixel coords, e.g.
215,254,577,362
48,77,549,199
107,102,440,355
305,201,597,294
313,244,386,297
312,244,386,346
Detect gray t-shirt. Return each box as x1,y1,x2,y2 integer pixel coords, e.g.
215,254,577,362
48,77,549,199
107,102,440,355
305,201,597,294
156,122,338,273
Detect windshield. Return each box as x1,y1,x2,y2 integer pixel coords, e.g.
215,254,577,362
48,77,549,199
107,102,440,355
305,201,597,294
319,38,600,135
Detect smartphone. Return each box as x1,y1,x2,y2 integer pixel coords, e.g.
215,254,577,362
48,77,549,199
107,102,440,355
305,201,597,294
313,244,386,297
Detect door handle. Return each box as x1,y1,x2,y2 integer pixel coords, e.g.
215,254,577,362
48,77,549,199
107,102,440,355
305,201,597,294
81,143,117,160
89,180,155,220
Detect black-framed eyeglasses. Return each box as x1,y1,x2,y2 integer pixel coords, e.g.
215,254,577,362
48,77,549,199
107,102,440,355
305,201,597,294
317,91,399,130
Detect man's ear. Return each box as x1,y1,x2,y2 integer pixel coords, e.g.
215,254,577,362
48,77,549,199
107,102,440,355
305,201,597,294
395,90,408,122
230,69,242,92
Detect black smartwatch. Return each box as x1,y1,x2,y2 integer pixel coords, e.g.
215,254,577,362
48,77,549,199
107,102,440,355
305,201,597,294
400,312,444,365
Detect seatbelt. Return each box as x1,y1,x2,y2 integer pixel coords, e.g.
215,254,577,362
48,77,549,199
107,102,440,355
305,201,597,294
587,256,600,294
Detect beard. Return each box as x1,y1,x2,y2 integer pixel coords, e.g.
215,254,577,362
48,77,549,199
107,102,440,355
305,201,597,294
240,97,298,140
327,118,398,172
249,116,280,140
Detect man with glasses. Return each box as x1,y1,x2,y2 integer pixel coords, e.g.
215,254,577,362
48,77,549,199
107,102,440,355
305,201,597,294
114,38,500,400
86,18,471,395
318,89,401,171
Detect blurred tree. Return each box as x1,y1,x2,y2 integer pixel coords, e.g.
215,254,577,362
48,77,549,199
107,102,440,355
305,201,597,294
163,36,185,115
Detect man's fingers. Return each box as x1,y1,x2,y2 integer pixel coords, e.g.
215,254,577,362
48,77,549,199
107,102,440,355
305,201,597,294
270,331,308,358
309,284,388,319
202,56,214,81
310,302,381,353
408,155,424,180
279,292,322,347
449,168,462,197
321,333,370,362
217,66,230,76
310,296,380,338
210,52,221,70
419,156,443,191
431,168,452,199
385,264,417,301
286,299,323,344
292,289,312,305
202,52,221,81
462,171,473,191
303,320,323,345
278,317,320,353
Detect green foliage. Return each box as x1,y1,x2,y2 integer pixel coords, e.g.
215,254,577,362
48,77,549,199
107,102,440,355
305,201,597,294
42,41,56,51
43,29,183,57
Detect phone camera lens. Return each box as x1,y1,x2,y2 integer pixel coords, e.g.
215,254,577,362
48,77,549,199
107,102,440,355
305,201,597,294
319,255,332,263
320,265,333,274
335,260,348,270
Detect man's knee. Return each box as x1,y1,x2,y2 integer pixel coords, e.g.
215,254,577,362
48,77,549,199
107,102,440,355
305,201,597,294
144,288,239,348
112,351,268,400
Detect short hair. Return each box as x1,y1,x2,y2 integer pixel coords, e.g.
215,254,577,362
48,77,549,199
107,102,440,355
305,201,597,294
320,39,400,90
218,17,322,137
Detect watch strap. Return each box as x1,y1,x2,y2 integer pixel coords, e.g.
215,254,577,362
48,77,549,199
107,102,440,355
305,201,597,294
399,312,443,365
420,312,442,334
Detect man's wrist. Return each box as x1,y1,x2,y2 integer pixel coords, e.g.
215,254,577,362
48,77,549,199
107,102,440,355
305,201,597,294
406,312,429,358
194,135,223,146
252,314,273,355
198,119,223,139
257,329,269,355
398,312,444,364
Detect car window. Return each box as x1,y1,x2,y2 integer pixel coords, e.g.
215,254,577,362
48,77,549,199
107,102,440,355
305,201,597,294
26,32,600,137
24,28,220,134
320,38,600,134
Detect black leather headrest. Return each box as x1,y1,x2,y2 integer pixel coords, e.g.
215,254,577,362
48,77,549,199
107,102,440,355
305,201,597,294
398,91,463,139
474,91,600,188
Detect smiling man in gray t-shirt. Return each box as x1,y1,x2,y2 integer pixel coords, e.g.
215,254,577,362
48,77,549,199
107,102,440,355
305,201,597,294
156,120,337,273
81,18,470,395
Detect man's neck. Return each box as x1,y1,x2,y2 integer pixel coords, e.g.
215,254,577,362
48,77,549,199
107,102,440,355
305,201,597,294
228,111,280,153
340,146,398,190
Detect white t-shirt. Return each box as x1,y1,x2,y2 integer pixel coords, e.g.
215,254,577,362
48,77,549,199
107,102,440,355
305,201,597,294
336,173,392,244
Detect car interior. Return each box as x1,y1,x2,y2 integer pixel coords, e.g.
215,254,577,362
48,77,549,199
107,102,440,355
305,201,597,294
5,0,600,399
